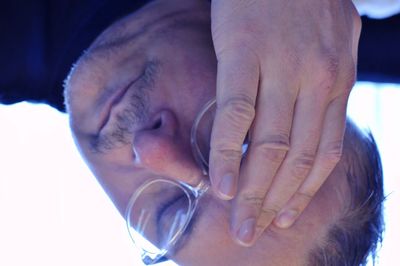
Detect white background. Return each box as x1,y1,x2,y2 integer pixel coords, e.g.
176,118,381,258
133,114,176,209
0,82,398,265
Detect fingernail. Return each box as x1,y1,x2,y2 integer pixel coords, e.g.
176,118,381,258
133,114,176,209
275,210,298,228
236,218,256,246
218,174,235,199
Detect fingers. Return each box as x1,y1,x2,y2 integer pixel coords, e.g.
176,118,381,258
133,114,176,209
274,94,348,229
347,0,362,60
252,87,329,240
230,76,296,246
209,49,260,199
249,55,354,239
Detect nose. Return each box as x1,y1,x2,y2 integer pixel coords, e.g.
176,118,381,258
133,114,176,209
132,109,202,185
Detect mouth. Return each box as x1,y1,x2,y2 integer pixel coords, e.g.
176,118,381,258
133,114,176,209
97,78,137,133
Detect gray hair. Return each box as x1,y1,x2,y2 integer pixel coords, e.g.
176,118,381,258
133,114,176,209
307,120,385,266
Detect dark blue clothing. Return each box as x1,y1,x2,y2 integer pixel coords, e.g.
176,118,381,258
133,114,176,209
358,14,400,83
0,1,399,112
0,0,150,111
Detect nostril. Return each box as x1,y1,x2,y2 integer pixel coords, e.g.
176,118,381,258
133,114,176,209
152,118,162,130
146,110,177,136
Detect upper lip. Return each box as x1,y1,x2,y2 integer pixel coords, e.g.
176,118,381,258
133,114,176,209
97,81,132,133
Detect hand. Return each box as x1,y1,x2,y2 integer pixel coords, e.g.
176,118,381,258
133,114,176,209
209,0,361,246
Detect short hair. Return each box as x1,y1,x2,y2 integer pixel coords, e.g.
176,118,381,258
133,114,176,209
307,119,385,266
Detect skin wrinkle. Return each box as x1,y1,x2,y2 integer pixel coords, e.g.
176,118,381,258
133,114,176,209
84,8,210,65
87,9,192,58
84,20,212,154
65,1,382,265
89,60,160,153
65,13,211,141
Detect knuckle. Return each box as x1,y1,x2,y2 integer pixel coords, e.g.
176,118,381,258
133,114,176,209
239,191,265,208
343,62,357,92
296,190,314,202
257,203,282,228
216,40,260,63
213,147,243,162
322,152,342,168
316,53,340,91
260,204,280,218
354,17,362,37
353,14,362,33
220,95,256,125
320,141,343,168
290,152,315,180
212,96,256,151
349,3,362,34
251,134,290,163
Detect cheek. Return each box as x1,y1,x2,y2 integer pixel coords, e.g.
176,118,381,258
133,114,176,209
172,196,237,266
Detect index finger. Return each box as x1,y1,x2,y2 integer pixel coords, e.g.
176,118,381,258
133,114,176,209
209,49,260,199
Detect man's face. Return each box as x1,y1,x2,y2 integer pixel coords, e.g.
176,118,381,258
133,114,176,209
65,0,349,265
